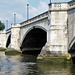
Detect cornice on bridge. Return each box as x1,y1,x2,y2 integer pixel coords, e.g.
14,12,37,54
20,11,48,27
49,1,75,11
6,28,11,34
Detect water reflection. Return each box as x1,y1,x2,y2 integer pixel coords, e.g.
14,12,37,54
0,52,75,75
37,63,72,75
5,54,37,62
70,64,75,75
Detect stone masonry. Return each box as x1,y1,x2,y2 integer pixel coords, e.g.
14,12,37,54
0,1,75,56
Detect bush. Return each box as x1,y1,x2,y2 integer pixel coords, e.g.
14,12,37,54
0,21,5,30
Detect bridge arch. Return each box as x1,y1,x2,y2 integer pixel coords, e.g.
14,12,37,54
20,26,47,55
6,34,11,48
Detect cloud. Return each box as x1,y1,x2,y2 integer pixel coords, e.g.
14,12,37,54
29,6,38,17
8,11,25,22
52,0,71,2
38,1,48,12
16,13,24,21
29,1,48,18
0,17,10,21
14,0,28,2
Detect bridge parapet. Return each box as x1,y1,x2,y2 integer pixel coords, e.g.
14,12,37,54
49,2,69,11
20,11,48,26
6,28,11,34
0,30,6,34
11,23,21,28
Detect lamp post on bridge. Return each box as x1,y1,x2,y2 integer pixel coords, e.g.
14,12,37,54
14,14,16,24
27,4,29,20
6,20,8,30
50,0,51,4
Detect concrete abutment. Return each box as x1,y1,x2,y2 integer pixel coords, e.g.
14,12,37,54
0,31,6,48
11,24,21,50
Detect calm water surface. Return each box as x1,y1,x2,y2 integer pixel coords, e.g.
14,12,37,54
0,52,75,75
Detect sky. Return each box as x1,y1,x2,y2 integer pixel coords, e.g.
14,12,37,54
0,0,71,30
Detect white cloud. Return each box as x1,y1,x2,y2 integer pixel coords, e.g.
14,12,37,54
52,0,71,2
16,13,24,20
29,6,38,17
0,17,9,21
38,1,48,12
9,11,25,21
14,0,28,2
29,1,48,18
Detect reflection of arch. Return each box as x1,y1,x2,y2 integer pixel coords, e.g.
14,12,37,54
20,26,47,48
6,34,11,48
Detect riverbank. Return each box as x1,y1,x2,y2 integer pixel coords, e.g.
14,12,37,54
0,48,21,55
0,47,7,51
0,48,72,64
37,55,72,64
5,49,21,55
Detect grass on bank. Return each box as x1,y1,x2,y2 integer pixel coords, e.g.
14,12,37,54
5,49,21,55
37,55,72,64
0,47,7,51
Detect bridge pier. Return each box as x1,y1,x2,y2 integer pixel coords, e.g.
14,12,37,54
11,24,21,50
39,42,50,56
48,3,68,56
68,1,75,63
0,31,6,48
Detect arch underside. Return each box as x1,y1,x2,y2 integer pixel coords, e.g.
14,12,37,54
21,28,47,55
6,34,11,48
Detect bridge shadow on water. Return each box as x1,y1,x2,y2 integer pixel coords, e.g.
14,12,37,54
20,54,37,62
22,48,41,56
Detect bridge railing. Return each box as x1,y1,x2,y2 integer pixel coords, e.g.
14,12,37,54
6,28,11,34
20,11,48,26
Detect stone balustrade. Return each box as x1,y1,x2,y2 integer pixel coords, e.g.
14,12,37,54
20,11,48,26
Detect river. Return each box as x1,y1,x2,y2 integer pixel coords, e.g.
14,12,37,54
0,52,75,75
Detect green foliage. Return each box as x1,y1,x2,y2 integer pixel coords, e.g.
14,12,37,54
0,21,5,30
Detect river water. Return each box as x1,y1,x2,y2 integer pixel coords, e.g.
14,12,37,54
0,52,75,75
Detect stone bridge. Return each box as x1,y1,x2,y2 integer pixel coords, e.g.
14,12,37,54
68,1,75,62
0,1,75,56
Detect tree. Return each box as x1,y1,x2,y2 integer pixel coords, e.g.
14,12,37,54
72,0,75,1
0,21,5,30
